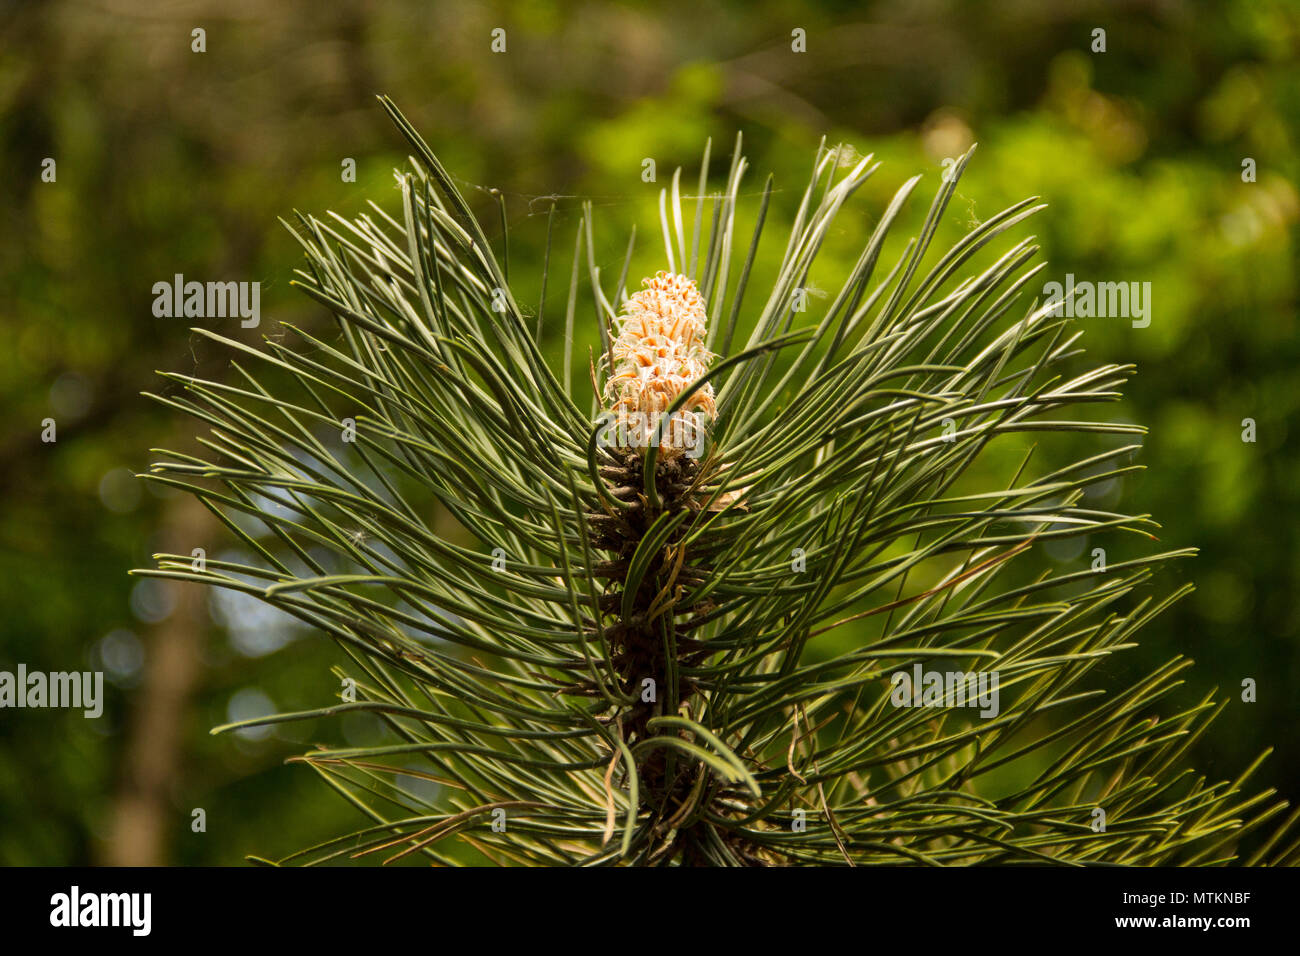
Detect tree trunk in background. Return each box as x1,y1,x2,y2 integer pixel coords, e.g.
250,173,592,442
102,491,213,866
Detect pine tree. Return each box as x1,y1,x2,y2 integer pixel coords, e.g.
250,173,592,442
135,99,1298,866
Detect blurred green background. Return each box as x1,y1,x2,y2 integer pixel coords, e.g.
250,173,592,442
1,0,1296,865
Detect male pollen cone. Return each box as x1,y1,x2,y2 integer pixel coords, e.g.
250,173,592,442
603,271,716,458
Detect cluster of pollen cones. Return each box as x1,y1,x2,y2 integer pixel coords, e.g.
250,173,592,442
603,271,717,458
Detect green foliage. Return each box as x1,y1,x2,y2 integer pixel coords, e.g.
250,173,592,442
137,100,1297,866
5,0,1296,867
